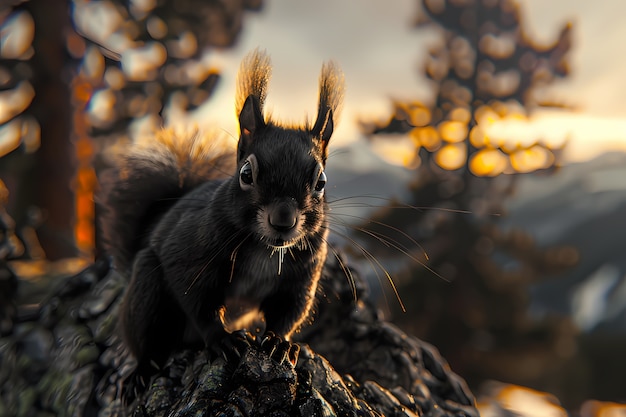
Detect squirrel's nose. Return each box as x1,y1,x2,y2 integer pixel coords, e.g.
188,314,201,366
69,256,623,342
268,203,297,232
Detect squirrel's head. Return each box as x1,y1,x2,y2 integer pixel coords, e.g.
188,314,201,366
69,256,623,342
231,49,344,250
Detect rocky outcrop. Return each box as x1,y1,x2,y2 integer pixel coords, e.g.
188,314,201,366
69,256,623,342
0,253,477,417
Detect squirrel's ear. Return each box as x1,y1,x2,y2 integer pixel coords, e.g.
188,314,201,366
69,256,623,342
238,94,265,160
312,107,333,161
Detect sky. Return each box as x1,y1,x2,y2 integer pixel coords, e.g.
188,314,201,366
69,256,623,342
193,0,626,164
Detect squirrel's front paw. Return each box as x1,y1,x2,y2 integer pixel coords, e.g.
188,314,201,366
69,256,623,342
260,331,300,366
211,329,254,362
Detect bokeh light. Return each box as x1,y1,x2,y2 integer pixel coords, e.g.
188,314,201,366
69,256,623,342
435,143,466,170
470,148,508,176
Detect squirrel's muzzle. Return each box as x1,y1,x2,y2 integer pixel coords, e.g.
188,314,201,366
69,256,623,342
268,201,298,233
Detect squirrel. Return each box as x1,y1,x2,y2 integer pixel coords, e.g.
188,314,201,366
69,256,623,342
97,49,345,389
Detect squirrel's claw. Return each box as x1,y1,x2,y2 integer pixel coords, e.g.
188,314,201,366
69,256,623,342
212,330,253,363
259,332,299,366
287,343,300,367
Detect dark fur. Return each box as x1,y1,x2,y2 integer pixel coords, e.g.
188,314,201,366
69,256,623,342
98,49,344,391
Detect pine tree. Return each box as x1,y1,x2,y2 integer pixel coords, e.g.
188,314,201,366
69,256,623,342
68,0,262,256
0,0,262,258
0,0,74,259
359,0,579,397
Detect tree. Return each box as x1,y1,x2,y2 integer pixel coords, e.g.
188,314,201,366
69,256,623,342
0,0,74,259
0,0,262,259
359,0,579,399
68,0,261,256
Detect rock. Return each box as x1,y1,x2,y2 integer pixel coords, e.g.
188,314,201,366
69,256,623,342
0,254,478,417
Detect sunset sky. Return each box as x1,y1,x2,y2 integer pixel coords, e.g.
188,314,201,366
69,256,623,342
194,0,626,164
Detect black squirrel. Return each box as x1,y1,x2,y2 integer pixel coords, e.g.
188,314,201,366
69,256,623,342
98,49,344,389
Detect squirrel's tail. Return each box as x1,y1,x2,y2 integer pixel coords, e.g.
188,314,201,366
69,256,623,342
97,129,235,273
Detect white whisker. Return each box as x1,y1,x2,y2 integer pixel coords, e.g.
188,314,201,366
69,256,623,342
328,226,407,313
318,232,358,303
269,246,287,275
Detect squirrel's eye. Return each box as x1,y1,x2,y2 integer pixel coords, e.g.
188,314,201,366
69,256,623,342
313,170,326,196
239,154,258,191
239,161,253,189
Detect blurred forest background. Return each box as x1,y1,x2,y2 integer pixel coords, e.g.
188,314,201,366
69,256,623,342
1,0,625,415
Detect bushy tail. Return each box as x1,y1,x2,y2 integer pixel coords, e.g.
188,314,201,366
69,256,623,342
97,129,235,273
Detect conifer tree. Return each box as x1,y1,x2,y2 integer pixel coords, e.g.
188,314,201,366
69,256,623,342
360,0,579,395
0,0,262,257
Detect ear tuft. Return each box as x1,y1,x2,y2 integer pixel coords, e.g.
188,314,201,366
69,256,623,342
316,61,344,125
235,48,272,118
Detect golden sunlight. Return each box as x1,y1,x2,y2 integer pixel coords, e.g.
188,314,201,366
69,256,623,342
435,143,466,170
486,111,626,162
469,149,508,176
509,145,554,173
580,400,626,417
449,106,472,123
0,10,34,59
405,102,431,127
0,81,35,125
478,383,567,417
410,126,441,151
370,135,420,169
469,126,489,148
439,120,468,143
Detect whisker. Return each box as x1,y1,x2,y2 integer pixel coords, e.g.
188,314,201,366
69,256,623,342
319,233,358,303
328,202,385,210
218,127,238,143
326,194,384,205
354,225,448,284
304,236,315,259
269,246,287,275
185,232,243,294
156,197,214,203
328,213,449,284
279,247,285,275
328,212,430,261
328,194,500,216
184,257,213,295
326,193,398,204
326,148,350,160
328,226,406,313
229,233,252,283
